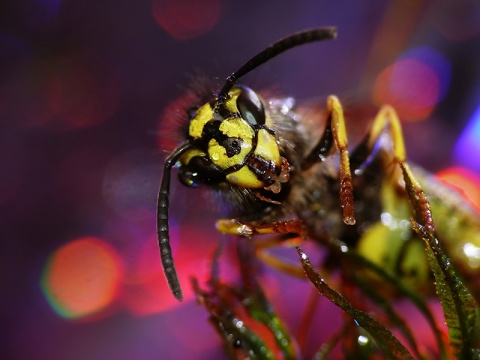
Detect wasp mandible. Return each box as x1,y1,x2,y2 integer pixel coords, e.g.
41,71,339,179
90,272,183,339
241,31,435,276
156,28,480,356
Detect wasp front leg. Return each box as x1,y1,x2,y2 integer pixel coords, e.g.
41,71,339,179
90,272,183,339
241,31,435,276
216,219,309,277
303,95,356,225
216,218,306,238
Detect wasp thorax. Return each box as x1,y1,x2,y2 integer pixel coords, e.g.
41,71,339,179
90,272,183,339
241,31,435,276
179,85,291,196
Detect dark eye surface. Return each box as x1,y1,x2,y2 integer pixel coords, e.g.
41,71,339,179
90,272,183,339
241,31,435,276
236,85,265,126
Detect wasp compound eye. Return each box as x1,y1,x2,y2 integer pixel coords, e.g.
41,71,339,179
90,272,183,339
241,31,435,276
237,85,265,126
179,156,226,187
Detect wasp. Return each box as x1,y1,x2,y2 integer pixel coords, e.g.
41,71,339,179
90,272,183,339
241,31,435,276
157,27,480,358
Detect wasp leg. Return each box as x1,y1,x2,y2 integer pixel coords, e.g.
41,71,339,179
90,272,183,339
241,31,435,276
368,106,407,165
217,219,327,280
349,105,434,229
254,234,307,278
216,219,310,277
303,96,355,225
347,106,404,169
349,105,406,171
216,218,305,237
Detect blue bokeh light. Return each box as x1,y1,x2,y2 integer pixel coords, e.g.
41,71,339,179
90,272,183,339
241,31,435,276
454,102,480,173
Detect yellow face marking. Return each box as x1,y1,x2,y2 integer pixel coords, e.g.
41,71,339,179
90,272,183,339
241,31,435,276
208,137,252,170
188,87,244,140
254,129,281,166
219,118,254,139
189,103,214,139
208,116,254,169
226,166,264,188
224,87,242,112
179,148,207,166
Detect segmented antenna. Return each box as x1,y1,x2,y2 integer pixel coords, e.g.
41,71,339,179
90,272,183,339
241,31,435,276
217,27,337,102
157,142,192,301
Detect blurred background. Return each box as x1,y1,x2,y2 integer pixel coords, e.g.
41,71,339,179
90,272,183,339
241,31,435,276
1,0,480,359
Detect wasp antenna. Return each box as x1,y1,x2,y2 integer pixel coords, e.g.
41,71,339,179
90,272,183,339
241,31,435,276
217,27,337,101
157,142,193,301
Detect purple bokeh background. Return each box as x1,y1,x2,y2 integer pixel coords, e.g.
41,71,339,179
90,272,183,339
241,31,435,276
1,1,480,359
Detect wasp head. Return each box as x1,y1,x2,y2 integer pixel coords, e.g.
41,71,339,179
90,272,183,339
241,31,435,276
178,85,289,194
